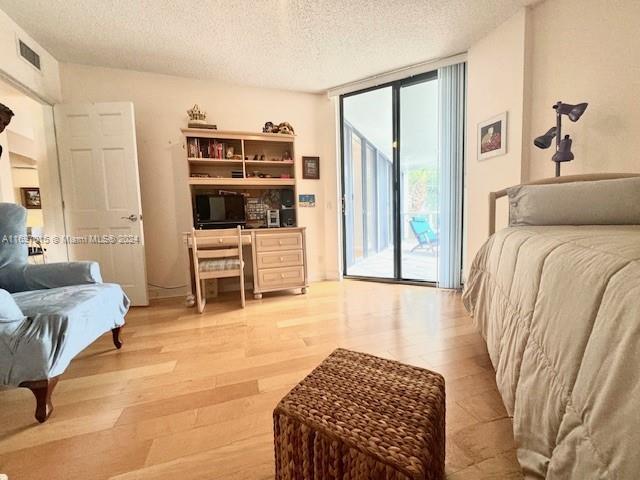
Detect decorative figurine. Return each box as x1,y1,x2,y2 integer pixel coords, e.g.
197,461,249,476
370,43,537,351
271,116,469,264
262,121,294,135
187,104,217,129
226,146,234,159
263,121,275,133
187,104,206,124
277,122,295,135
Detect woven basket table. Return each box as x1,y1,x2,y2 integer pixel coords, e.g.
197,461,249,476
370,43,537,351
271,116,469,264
273,348,445,480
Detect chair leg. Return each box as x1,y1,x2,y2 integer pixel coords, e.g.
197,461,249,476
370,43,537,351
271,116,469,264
112,326,124,349
19,376,60,423
240,271,246,308
197,279,206,313
194,275,205,313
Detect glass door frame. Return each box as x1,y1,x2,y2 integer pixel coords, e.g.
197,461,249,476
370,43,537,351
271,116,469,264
339,70,438,286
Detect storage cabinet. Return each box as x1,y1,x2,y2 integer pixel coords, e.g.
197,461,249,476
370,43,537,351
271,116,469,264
252,227,307,299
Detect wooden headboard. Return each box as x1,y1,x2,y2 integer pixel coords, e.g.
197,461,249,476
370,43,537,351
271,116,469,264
488,173,640,235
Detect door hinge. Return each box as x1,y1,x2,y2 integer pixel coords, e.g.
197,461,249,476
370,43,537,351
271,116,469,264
341,196,345,215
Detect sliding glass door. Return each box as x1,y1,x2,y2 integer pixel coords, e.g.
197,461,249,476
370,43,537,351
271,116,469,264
341,67,463,286
399,77,439,282
342,87,394,279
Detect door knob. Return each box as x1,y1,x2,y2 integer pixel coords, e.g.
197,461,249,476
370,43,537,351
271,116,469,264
121,214,138,222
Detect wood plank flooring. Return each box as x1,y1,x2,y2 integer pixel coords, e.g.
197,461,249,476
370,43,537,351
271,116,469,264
0,280,522,479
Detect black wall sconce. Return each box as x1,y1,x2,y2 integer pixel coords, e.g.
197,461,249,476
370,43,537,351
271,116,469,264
534,101,588,177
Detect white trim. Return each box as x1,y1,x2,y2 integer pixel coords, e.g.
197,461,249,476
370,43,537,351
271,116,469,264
326,52,467,98
0,68,52,106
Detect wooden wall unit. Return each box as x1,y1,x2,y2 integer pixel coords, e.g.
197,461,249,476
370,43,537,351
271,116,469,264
183,128,295,189
183,128,297,229
182,128,308,300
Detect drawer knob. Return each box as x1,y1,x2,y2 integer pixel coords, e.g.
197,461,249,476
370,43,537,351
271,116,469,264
278,240,283,245
280,257,284,262
218,238,223,243
280,273,285,278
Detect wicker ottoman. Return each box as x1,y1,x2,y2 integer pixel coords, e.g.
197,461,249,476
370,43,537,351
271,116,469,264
273,348,445,480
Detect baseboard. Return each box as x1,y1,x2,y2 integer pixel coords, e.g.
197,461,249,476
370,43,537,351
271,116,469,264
148,285,189,300
147,275,332,301
324,270,341,281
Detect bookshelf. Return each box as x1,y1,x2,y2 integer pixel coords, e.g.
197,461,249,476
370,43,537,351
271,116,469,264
182,128,298,228
187,178,296,187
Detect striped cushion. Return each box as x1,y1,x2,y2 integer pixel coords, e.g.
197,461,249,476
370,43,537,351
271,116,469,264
199,258,242,272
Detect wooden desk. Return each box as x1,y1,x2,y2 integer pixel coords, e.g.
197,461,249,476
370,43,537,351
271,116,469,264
185,227,308,302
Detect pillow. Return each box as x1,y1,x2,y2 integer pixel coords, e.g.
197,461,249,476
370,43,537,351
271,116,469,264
508,177,640,226
0,288,24,323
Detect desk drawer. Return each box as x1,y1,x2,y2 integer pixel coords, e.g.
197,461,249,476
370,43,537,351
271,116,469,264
255,232,303,252
257,266,305,289
194,236,250,248
257,249,303,269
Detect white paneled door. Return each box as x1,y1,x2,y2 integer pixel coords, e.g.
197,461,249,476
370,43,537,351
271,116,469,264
54,102,148,306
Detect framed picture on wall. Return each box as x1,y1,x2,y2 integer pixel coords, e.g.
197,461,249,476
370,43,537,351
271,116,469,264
478,112,507,160
302,156,320,179
20,187,42,209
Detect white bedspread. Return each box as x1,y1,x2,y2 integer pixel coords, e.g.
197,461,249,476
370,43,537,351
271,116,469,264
462,225,640,479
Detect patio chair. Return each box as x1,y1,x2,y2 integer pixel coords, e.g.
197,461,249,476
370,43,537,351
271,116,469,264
409,216,438,254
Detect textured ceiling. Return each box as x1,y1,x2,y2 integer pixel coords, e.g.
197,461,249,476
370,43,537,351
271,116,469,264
0,0,536,93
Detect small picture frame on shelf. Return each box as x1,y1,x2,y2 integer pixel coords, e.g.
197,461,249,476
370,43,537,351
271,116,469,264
21,187,41,209
302,156,320,179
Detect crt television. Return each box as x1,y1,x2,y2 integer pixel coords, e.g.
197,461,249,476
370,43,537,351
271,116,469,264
194,194,246,229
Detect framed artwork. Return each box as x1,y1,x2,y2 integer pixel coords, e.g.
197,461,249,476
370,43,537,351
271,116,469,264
302,156,320,179
20,187,42,209
478,112,507,160
298,194,316,207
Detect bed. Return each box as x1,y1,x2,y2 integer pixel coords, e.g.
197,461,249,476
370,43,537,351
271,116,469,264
462,174,640,479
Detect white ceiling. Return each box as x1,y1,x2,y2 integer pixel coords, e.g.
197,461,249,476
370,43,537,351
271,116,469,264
0,0,536,93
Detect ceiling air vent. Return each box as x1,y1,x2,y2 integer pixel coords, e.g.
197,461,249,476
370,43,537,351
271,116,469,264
19,39,41,70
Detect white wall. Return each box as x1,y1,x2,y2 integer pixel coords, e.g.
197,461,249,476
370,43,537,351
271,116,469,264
464,0,640,275
464,9,530,275
0,8,61,103
526,0,640,179
60,63,338,297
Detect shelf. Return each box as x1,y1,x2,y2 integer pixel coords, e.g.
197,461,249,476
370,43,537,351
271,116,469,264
245,160,294,166
182,128,295,142
188,158,243,166
189,177,295,187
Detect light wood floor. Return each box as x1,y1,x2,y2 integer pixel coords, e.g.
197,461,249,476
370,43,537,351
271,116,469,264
0,280,522,479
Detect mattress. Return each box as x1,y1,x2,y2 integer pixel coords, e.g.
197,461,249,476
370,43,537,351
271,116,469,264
462,225,640,479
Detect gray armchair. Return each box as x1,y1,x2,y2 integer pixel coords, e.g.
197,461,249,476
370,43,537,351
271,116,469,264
0,203,130,422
